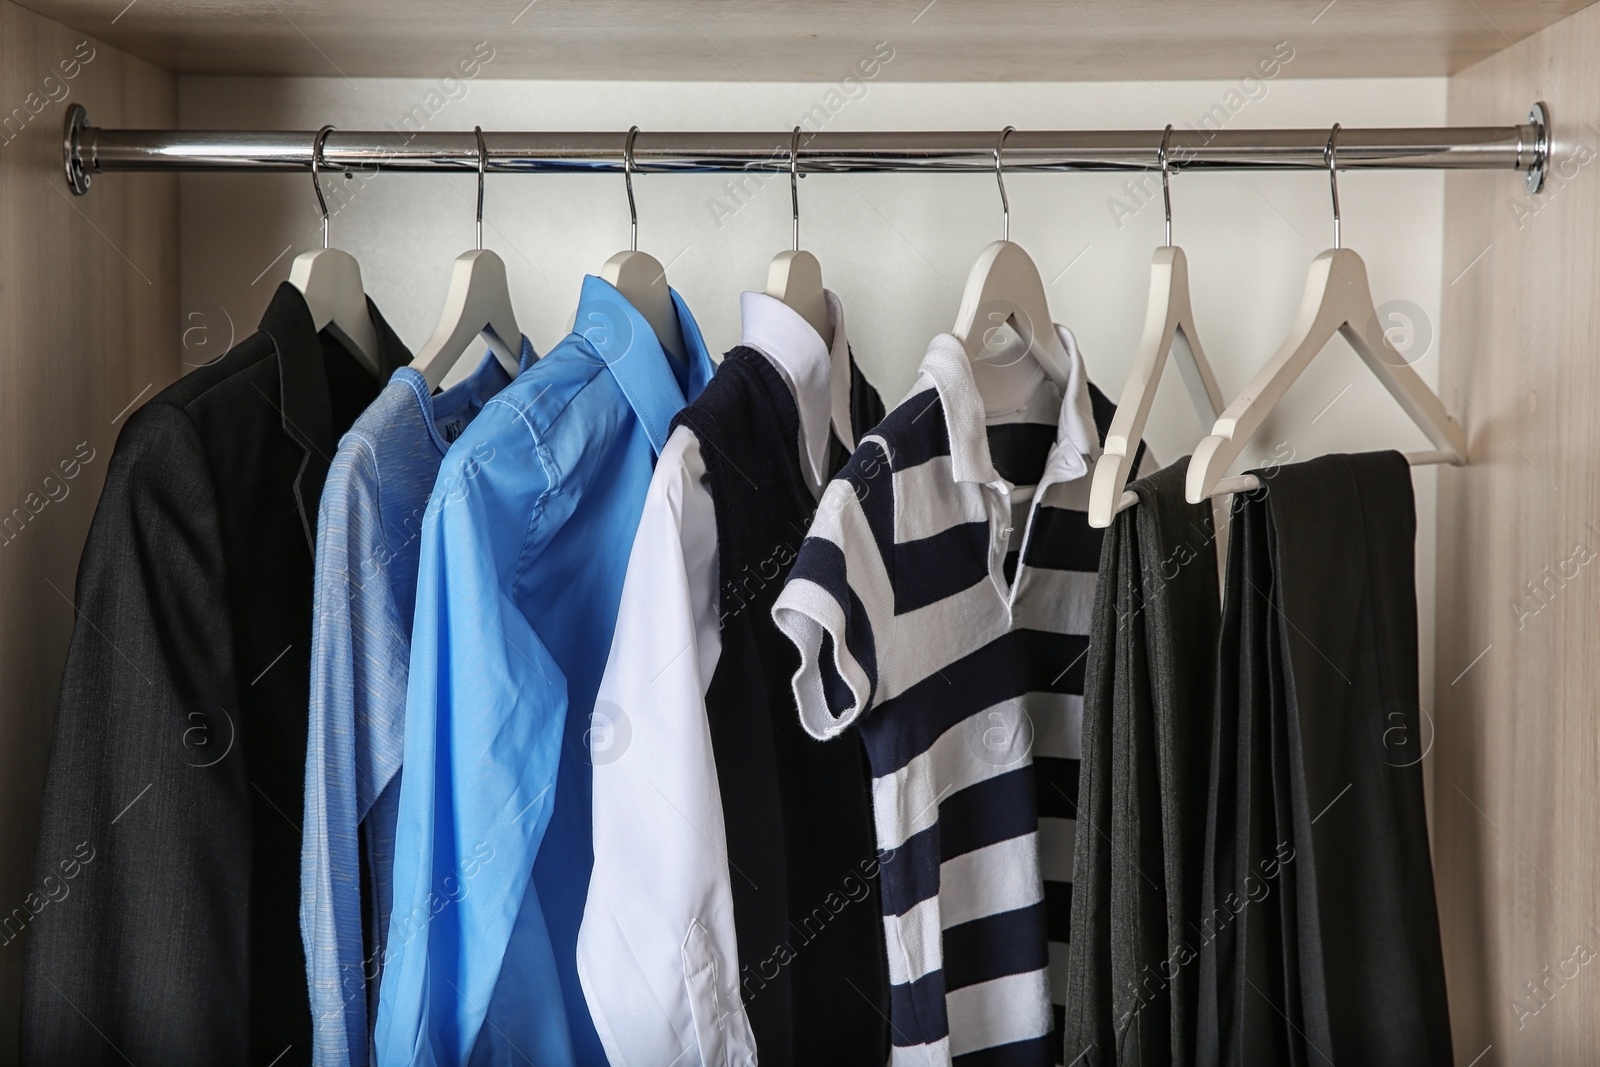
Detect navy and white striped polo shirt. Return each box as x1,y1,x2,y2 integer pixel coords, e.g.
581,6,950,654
774,329,1124,1065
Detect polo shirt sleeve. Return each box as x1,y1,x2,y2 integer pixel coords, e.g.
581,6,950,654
773,435,897,740
374,415,576,1067
578,425,757,1066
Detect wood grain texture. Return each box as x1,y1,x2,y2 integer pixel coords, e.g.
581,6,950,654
0,2,174,1059
1437,3,1600,1060
7,0,1598,82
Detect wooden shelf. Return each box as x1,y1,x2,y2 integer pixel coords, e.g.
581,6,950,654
16,0,1598,82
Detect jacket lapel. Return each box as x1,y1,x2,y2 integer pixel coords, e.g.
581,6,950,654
257,282,410,550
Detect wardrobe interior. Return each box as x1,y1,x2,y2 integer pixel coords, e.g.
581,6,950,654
0,0,1595,1060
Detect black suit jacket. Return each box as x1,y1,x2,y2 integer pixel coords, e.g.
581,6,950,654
21,283,409,1066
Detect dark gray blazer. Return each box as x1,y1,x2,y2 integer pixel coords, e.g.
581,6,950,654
21,283,409,1066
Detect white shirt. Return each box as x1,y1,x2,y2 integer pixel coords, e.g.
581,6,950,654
577,291,859,1067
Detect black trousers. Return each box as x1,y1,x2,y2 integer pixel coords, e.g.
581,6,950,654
1065,457,1221,1067
1196,451,1452,1066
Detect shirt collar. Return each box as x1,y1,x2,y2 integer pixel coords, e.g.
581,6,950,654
915,323,1098,489
823,291,861,452
392,335,536,456
1038,325,1099,493
258,281,410,546
574,274,714,455
738,290,851,496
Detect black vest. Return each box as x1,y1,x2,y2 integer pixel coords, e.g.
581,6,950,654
672,346,888,1065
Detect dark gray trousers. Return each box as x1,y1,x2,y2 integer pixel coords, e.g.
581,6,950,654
1065,456,1221,1067
1196,451,1452,1066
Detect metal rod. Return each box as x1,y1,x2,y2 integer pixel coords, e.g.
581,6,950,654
61,105,1552,195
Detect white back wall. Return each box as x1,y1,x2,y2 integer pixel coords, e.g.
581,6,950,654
177,70,1451,717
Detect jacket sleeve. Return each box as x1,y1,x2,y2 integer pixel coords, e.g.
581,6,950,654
21,401,251,1066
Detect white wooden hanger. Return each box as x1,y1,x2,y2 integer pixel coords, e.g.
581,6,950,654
288,125,382,379
410,127,523,391
601,126,687,363
952,127,1076,401
767,126,833,347
1185,124,1467,503
1090,127,1226,528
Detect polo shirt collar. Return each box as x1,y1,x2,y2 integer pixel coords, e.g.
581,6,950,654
258,281,410,547
575,274,714,455
916,324,1098,490
1038,324,1100,494
823,291,862,452
738,290,852,497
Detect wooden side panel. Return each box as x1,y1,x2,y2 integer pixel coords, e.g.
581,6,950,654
1438,5,1600,1061
0,3,175,1059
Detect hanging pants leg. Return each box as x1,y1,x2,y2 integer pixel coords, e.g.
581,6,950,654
1199,451,1453,1067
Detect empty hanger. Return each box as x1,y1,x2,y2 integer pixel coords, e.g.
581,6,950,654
288,125,382,378
600,126,687,363
409,126,524,391
1185,124,1467,503
1090,126,1226,528
951,126,1076,403
766,126,833,347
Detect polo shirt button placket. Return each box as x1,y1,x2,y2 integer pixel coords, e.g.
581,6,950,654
985,481,1017,618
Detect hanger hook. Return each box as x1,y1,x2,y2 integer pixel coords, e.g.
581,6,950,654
789,125,802,252
312,124,335,249
1325,122,1342,250
1158,123,1175,248
623,125,640,252
474,126,487,251
995,125,1014,242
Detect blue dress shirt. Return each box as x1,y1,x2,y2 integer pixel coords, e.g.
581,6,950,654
303,343,534,1067
376,276,715,1066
